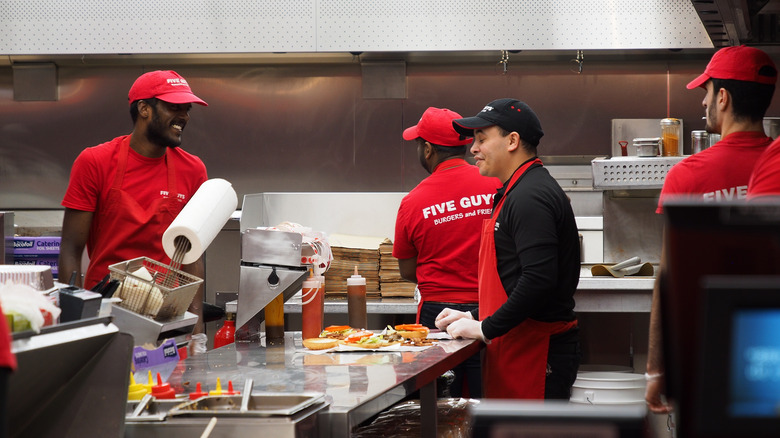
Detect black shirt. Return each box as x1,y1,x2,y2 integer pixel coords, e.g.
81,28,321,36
478,160,580,340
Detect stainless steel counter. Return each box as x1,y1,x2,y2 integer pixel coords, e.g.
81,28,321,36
135,332,482,437
281,266,655,315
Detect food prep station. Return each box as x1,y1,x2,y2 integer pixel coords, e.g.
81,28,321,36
124,333,482,438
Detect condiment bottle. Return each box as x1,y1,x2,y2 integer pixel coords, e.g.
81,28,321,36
189,382,209,400
301,270,324,339
660,118,682,156
691,130,709,154
347,266,367,329
214,312,236,348
209,377,225,395
127,372,148,401
151,372,176,399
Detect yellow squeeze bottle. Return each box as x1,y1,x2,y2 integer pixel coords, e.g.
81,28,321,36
128,372,148,401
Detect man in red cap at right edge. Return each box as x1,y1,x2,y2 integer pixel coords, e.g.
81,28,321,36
646,46,777,412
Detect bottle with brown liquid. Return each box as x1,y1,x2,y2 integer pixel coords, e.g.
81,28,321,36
347,266,367,329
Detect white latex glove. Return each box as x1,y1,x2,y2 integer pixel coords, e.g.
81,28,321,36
434,307,473,331
447,318,487,342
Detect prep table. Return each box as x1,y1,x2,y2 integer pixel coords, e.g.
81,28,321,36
126,331,483,437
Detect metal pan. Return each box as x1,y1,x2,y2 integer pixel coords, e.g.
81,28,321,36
167,392,326,418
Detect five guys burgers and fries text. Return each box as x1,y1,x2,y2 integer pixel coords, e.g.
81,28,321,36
302,324,436,350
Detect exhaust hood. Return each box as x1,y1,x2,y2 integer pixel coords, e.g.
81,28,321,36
692,0,780,47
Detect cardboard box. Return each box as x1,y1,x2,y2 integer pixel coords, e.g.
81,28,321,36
13,236,61,255
14,255,58,278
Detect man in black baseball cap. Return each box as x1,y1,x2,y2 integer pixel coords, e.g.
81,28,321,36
436,98,581,400
452,98,544,146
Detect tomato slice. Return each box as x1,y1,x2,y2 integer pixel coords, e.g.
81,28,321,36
395,324,428,331
344,330,374,343
324,325,352,332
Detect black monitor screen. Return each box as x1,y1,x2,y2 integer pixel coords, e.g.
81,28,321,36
697,276,780,437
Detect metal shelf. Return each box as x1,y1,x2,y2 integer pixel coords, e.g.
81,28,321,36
592,156,685,190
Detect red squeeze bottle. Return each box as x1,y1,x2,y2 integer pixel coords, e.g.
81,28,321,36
301,270,324,339
214,312,236,349
189,382,209,400
151,372,176,399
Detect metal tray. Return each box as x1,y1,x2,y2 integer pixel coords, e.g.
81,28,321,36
591,156,685,190
167,392,326,418
126,395,189,422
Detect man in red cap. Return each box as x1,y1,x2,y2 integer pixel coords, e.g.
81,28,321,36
59,70,209,333
647,46,777,412
434,98,582,400
393,106,500,398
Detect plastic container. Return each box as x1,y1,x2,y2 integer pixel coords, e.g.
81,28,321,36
347,266,367,329
151,372,176,400
214,312,235,348
301,272,324,339
569,372,646,406
660,118,682,156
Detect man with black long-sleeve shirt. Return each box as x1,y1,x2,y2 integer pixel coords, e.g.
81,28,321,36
435,98,581,399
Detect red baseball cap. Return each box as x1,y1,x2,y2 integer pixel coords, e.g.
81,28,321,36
687,45,778,89
128,70,208,106
403,107,473,146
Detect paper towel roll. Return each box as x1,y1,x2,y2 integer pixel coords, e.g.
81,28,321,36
162,178,238,265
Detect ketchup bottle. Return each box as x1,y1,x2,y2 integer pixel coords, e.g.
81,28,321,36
214,312,236,348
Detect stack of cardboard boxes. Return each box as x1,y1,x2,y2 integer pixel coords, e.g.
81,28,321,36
13,236,60,279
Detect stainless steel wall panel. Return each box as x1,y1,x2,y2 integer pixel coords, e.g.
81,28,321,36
3,52,780,210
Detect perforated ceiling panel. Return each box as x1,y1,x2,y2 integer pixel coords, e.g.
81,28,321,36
1,0,712,55
1,0,317,54
317,0,712,51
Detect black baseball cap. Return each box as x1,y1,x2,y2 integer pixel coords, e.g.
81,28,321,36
452,98,544,146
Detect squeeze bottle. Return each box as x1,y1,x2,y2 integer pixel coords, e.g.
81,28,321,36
347,266,367,329
301,270,324,339
214,312,236,348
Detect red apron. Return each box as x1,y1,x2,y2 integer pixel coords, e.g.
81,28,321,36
478,158,577,399
84,137,183,289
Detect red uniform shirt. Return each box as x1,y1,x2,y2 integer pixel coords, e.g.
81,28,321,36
62,135,207,286
657,131,772,213
393,159,501,303
748,136,780,198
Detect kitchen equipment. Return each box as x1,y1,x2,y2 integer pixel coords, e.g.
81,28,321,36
691,130,709,154
111,305,199,346
109,257,202,321
632,137,661,157
58,286,101,322
236,195,319,342
168,392,326,417
660,118,682,156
